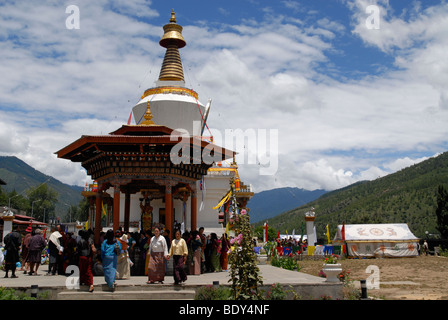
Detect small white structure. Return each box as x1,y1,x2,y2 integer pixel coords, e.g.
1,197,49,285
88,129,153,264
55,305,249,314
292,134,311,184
333,223,419,258
304,208,316,245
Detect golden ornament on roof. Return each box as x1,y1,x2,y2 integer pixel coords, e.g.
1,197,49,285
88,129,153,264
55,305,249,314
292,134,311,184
140,101,155,125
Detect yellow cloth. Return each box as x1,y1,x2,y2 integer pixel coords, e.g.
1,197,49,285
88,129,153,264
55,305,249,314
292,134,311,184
213,191,231,210
169,238,188,256
102,202,107,217
326,224,331,244
307,245,315,256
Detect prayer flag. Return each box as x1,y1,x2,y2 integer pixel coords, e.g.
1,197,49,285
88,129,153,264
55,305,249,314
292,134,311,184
102,202,107,217
213,190,231,210
341,222,345,241
326,224,331,244
264,222,269,243
127,110,133,125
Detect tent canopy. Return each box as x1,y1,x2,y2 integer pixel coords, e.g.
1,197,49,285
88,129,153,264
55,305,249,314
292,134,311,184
333,223,419,258
334,223,418,242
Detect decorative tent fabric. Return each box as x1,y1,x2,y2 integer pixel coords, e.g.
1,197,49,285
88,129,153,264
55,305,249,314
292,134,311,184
333,223,419,258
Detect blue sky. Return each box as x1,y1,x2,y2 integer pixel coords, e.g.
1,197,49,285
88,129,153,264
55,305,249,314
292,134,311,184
1,0,448,192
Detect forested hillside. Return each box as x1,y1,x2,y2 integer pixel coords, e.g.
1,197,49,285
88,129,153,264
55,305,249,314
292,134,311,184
253,152,448,239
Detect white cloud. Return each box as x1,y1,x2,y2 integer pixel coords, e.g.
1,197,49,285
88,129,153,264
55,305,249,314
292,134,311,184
383,156,430,172
1,0,447,193
0,121,30,154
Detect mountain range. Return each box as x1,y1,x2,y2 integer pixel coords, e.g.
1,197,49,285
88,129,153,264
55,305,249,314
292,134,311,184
248,187,327,223
252,152,448,240
0,156,83,218
2,151,447,240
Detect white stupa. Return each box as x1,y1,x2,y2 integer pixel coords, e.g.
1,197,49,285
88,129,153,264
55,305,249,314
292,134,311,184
132,10,209,137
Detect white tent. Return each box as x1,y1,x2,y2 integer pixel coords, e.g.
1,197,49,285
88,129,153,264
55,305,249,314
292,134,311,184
333,223,419,258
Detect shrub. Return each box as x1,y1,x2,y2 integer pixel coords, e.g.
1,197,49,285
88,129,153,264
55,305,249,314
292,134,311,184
265,283,287,300
195,285,233,300
270,255,302,271
0,287,35,300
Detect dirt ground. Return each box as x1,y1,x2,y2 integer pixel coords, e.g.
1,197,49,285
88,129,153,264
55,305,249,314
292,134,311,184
298,255,448,300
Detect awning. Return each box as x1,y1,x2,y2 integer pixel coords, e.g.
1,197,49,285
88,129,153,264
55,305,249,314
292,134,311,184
12,219,47,226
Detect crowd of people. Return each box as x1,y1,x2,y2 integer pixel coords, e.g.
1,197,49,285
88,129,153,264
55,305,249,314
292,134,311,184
0,224,233,291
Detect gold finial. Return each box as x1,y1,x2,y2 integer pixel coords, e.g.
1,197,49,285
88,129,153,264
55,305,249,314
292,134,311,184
141,101,155,125
158,9,186,82
159,9,186,49
170,9,176,23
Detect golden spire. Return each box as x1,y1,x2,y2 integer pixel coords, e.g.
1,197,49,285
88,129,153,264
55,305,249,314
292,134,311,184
140,101,155,125
158,9,186,82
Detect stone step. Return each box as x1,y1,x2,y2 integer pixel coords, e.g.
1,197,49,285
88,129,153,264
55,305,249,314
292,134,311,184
57,289,196,300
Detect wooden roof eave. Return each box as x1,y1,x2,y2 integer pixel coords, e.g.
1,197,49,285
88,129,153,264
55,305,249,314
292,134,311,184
56,134,235,162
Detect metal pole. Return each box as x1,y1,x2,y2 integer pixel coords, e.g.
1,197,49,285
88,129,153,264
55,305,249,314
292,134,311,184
30,284,39,298
360,279,368,300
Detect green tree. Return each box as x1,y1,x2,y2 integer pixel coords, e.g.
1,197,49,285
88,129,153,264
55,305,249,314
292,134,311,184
27,184,58,223
71,198,90,222
4,190,29,213
436,185,448,241
0,186,7,206
253,225,277,241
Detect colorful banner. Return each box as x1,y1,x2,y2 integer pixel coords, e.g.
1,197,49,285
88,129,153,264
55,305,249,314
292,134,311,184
213,190,231,210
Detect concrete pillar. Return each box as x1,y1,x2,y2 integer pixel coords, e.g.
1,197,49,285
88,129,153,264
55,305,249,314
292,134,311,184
2,215,15,245
305,209,316,246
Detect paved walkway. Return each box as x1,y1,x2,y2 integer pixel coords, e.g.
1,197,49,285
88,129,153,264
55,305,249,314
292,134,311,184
0,264,327,290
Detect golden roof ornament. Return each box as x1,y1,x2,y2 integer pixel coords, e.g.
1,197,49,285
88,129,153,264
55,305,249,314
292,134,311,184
160,9,186,48
140,101,155,125
158,9,186,82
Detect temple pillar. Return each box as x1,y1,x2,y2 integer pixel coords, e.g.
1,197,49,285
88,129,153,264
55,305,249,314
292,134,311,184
156,179,176,237
94,192,103,245
124,189,131,232
113,183,121,231
165,184,173,236
88,197,95,232
191,188,197,232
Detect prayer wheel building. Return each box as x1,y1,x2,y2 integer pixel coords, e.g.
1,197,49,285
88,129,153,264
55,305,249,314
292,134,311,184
56,10,252,243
